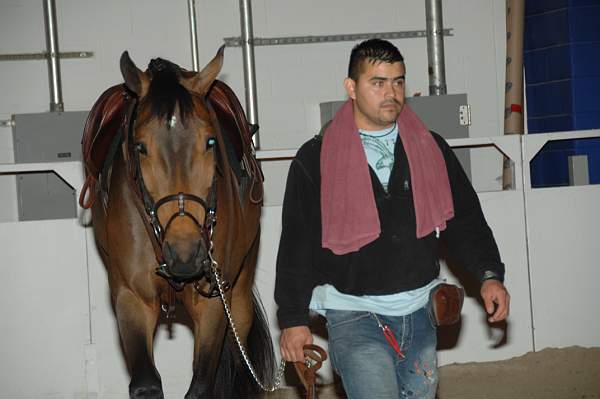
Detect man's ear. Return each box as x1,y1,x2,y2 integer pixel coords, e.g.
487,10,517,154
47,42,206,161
343,77,357,100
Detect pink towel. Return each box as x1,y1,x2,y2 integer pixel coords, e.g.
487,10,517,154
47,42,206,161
320,99,454,255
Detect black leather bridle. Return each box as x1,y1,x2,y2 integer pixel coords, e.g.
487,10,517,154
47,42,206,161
125,98,229,297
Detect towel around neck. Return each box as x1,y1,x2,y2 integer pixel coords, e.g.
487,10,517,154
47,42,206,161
320,99,454,255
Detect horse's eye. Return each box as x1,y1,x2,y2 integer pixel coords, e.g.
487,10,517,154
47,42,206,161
135,142,148,155
206,137,216,150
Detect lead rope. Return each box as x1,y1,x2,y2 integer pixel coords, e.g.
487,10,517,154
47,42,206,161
206,233,286,391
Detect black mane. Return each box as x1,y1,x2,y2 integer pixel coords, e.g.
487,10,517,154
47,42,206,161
144,58,194,127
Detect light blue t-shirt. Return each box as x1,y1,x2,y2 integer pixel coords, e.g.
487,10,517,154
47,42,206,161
309,279,443,317
308,122,441,316
359,122,398,191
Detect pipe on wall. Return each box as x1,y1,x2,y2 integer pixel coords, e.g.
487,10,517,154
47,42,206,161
425,0,447,96
502,0,525,190
43,0,64,112
239,0,260,148
504,0,525,135
187,0,200,72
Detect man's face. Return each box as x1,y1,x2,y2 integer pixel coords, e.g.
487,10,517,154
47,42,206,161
344,60,406,131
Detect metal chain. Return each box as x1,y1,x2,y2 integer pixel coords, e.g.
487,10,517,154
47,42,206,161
207,241,287,392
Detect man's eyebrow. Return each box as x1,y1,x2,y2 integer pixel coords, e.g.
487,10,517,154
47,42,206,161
369,75,405,81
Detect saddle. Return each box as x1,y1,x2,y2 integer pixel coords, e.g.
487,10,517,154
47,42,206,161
79,80,260,209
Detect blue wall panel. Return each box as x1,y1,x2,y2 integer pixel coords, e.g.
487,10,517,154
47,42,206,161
524,1,600,186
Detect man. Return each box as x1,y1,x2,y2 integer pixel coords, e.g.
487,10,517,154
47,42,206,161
275,39,510,398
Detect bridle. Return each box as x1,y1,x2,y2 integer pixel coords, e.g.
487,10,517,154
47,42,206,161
123,95,230,297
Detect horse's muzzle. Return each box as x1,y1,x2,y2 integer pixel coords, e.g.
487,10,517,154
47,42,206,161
162,240,210,282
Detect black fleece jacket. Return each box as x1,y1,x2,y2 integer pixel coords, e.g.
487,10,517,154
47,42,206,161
274,131,504,329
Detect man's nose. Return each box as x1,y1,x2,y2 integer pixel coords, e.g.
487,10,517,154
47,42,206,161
384,85,395,99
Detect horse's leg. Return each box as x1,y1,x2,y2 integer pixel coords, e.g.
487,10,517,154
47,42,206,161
112,284,163,399
181,292,228,399
186,232,273,399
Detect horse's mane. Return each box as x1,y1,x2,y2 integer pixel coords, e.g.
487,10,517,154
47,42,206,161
144,58,194,127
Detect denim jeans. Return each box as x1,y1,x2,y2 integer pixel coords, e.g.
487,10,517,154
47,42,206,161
326,305,438,399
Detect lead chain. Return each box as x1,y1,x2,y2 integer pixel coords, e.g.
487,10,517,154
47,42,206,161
208,243,286,392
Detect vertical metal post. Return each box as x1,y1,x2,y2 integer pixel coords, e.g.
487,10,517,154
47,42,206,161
187,0,200,72
425,0,447,95
239,0,260,147
43,0,64,112
504,0,525,135
502,0,525,190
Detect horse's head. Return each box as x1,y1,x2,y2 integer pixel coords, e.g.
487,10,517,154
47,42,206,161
120,47,225,283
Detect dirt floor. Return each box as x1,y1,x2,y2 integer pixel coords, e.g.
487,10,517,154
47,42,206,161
438,346,600,399
265,346,600,398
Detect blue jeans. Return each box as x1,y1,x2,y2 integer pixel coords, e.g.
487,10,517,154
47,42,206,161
326,305,438,399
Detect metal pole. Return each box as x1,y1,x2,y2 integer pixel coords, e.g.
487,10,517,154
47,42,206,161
425,0,447,95
187,0,200,71
239,0,260,148
504,0,525,135
502,0,525,190
43,0,64,112
223,29,453,47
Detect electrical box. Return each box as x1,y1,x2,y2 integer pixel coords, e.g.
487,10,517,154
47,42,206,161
12,111,88,221
319,94,472,180
13,111,88,163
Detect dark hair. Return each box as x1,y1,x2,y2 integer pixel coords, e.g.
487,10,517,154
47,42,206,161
347,39,404,81
144,58,194,127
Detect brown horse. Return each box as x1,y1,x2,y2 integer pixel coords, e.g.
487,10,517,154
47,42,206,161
82,48,274,398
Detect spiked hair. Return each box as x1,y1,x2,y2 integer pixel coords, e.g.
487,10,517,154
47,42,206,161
348,39,404,81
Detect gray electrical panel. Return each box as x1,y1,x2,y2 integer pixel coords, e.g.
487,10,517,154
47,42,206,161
319,94,472,180
12,111,88,221
13,111,88,163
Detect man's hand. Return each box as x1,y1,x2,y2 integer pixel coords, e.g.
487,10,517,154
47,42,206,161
280,326,313,362
481,280,510,323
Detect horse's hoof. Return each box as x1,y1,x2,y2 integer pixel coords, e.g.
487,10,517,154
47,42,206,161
130,385,164,399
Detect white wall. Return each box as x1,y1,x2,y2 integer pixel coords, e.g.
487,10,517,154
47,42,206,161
522,130,600,349
1,0,508,217
3,132,600,398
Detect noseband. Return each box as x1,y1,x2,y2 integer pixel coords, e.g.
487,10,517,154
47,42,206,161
143,173,216,247
124,98,230,297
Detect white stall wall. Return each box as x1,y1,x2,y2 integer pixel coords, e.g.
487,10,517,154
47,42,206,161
0,0,507,219
0,218,90,398
522,130,600,350
3,132,600,398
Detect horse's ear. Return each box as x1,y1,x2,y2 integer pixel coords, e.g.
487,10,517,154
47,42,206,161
120,51,149,97
186,45,224,96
